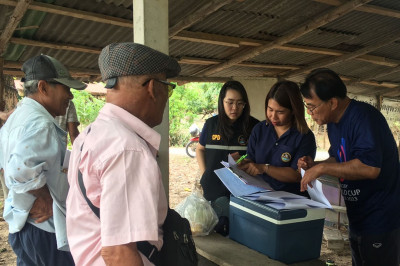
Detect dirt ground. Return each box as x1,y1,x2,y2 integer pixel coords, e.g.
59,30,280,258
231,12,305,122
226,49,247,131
0,148,351,265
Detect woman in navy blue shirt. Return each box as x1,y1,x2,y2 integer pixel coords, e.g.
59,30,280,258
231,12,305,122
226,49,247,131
239,81,316,196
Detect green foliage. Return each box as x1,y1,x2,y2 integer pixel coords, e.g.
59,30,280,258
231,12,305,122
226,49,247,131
72,90,105,128
169,82,222,146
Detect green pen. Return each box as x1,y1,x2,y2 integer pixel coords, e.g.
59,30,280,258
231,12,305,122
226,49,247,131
236,154,248,164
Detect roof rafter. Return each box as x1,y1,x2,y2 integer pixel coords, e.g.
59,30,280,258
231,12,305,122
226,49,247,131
10,37,102,54
0,0,132,27
314,0,400,19
281,33,400,78
173,30,400,67
0,0,32,55
195,0,373,77
169,0,235,37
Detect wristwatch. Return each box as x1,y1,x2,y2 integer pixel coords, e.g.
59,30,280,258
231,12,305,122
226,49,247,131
265,164,269,174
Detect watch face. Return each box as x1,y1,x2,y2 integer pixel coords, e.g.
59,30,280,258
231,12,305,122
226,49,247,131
281,152,292,162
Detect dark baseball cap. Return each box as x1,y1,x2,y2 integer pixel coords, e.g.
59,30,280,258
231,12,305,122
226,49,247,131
21,54,87,90
98,42,181,88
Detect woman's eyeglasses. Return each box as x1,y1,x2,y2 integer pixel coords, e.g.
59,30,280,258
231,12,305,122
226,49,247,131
224,100,246,109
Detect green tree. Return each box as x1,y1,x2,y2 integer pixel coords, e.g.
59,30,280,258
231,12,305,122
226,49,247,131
72,90,105,128
169,82,221,146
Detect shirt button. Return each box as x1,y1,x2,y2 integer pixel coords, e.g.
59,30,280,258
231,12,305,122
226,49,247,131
275,143,278,146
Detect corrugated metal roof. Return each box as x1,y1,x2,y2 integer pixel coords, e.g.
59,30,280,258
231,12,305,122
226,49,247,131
1,0,400,98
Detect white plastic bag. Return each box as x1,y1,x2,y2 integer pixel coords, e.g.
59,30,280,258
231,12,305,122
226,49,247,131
175,190,218,236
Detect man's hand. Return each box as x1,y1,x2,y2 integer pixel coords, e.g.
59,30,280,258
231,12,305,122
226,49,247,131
29,186,53,223
300,164,323,192
297,156,315,171
239,162,267,176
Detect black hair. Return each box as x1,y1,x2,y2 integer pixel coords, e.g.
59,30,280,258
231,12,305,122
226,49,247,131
265,81,310,134
217,80,251,141
300,68,347,100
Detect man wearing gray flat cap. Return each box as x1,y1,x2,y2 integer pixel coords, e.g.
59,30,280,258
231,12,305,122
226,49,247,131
0,54,86,265
66,42,181,265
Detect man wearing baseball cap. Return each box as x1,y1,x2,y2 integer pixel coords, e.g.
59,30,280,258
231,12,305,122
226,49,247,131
66,43,180,265
0,54,86,265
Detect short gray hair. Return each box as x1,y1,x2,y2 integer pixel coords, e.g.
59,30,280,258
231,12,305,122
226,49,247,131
23,80,40,96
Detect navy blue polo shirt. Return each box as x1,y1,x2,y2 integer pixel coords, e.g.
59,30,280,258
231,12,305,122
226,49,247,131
328,100,400,235
247,121,316,195
199,115,259,201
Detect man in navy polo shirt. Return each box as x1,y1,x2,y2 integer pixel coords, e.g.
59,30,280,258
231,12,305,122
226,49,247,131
298,68,400,266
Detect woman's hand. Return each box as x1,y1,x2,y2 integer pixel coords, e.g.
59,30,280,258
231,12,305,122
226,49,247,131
230,152,240,161
239,162,267,176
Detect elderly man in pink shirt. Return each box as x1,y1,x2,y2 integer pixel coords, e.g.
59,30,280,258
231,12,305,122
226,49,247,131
66,42,180,265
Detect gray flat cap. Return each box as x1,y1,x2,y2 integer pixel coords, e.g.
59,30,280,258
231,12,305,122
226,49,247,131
99,42,181,88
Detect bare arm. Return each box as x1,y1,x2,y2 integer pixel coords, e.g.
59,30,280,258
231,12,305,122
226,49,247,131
196,143,206,175
67,122,80,144
300,158,380,192
101,242,144,266
28,185,53,223
240,161,301,183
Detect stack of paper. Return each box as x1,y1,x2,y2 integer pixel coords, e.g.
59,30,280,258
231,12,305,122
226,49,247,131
214,155,332,210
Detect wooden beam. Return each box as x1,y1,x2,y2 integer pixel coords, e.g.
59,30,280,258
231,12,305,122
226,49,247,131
0,58,4,107
174,30,260,47
4,61,100,77
356,54,400,67
0,0,32,55
314,0,400,19
178,57,222,65
175,31,400,68
0,0,133,28
179,56,300,69
238,62,299,70
196,0,373,76
10,37,102,54
282,34,400,78
9,33,400,72
169,0,235,37
170,76,230,83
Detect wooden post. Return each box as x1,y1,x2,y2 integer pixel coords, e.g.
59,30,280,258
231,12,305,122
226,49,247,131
376,94,383,111
0,57,4,111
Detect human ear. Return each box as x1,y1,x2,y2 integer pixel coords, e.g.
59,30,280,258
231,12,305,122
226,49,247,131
146,79,157,102
330,98,338,110
37,80,48,95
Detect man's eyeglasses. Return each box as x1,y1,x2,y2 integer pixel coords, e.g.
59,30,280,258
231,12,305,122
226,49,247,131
224,100,246,109
304,102,323,114
142,79,176,98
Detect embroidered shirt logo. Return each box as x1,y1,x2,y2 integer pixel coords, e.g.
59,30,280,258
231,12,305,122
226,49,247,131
238,135,247,146
281,152,291,162
212,134,221,141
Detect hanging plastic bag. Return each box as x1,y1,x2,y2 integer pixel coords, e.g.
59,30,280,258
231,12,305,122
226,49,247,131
175,188,218,236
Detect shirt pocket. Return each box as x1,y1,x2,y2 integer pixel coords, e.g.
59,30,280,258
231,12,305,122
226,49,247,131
272,144,295,167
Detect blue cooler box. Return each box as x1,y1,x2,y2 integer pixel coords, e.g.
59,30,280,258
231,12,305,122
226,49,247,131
229,195,326,264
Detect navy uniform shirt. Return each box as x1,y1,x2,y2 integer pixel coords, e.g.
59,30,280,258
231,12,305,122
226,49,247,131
199,115,259,201
328,99,400,235
247,121,316,195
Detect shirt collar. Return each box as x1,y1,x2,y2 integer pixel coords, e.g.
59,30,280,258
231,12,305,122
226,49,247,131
98,103,161,151
22,97,56,121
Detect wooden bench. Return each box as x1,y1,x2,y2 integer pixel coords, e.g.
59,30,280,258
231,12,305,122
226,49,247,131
194,233,325,266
